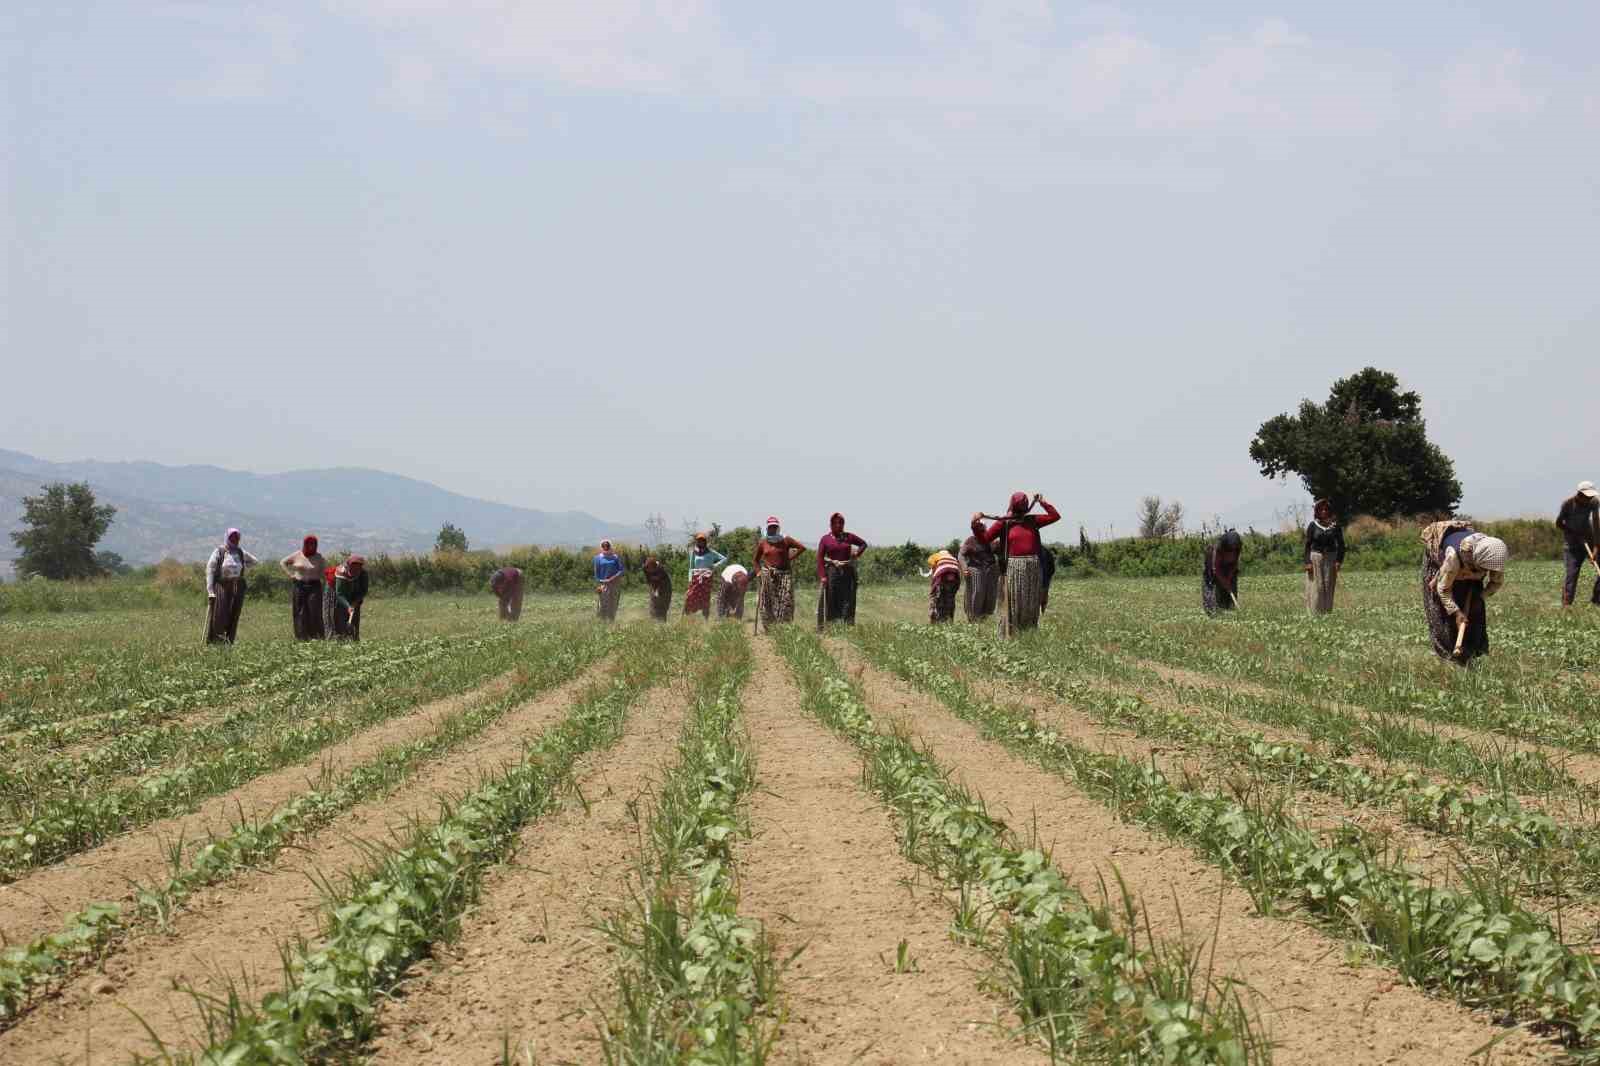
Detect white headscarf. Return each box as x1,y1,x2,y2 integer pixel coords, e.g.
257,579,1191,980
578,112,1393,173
1467,534,1509,572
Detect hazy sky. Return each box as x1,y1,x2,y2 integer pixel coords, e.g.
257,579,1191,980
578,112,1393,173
7,2,1600,544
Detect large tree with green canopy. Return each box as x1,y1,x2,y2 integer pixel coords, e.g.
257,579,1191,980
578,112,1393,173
1248,368,1462,519
10,482,118,580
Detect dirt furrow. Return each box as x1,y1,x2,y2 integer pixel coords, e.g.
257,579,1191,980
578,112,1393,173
0,667,525,951
367,680,693,1065
0,665,606,1065
840,650,1554,1066
739,639,1045,1066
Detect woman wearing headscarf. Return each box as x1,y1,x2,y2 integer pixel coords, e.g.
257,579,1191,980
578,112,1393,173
204,528,259,645
1202,530,1243,616
490,566,524,622
333,555,369,640
642,556,673,621
924,550,962,624
684,532,726,618
1421,521,1508,664
817,513,868,625
281,535,328,640
752,516,807,627
960,532,998,621
1555,481,1600,607
593,540,625,622
970,492,1060,638
718,563,750,619
1303,500,1346,615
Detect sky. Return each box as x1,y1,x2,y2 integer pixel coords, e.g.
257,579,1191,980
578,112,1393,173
6,1,1600,545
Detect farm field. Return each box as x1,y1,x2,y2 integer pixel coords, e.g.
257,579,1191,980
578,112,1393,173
3,561,1599,1064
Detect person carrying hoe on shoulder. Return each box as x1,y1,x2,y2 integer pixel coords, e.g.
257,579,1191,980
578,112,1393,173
970,491,1059,638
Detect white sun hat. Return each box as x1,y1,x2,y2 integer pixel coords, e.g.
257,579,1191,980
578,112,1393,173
1580,481,1597,498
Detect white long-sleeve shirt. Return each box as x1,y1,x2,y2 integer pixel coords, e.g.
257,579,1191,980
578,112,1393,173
206,545,259,592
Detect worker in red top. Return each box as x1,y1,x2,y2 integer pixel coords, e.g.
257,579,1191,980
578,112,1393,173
971,491,1060,638
817,512,868,626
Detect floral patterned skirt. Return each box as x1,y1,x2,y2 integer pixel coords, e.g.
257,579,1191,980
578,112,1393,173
685,569,715,615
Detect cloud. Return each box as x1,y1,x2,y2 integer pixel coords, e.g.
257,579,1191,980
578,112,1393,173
1439,48,1545,126
158,3,303,101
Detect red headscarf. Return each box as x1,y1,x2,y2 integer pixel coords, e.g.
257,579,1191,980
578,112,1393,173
830,512,844,531
303,534,319,555
1009,492,1029,515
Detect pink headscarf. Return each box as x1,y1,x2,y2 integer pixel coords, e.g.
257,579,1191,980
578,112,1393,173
225,528,241,546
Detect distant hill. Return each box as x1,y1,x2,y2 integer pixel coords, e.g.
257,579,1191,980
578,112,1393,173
0,449,646,569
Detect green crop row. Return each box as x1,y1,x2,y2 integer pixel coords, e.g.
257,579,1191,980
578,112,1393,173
854,626,1600,1057
774,627,1266,1065
894,623,1600,897
0,625,618,1025
0,626,559,880
159,624,684,1065
601,623,779,1064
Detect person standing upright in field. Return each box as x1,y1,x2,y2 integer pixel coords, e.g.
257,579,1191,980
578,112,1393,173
490,566,524,621
960,532,998,621
752,517,806,627
970,491,1059,638
817,513,868,625
205,528,259,645
643,556,673,621
1304,499,1346,614
281,535,328,640
1202,530,1243,616
1421,520,1508,663
594,540,625,622
684,532,726,618
1556,481,1600,607
333,555,368,640
925,550,961,623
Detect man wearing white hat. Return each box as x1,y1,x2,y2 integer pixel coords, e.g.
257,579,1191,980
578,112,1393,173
1556,481,1600,606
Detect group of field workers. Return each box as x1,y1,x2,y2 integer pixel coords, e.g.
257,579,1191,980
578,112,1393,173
202,530,367,645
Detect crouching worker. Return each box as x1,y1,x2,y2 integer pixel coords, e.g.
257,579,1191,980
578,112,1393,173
1202,530,1243,616
925,550,961,623
643,557,673,621
490,566,524,621
333,556,368,640
719,563,750,619
1422,521,1508,664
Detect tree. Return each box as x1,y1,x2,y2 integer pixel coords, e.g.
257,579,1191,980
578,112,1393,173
435,522,469,553
11,482,117,579
1249,367,1462,519
95,550,132,576
1136,496,1184,538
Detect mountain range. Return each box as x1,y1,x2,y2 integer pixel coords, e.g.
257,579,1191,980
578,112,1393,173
0,449,645,572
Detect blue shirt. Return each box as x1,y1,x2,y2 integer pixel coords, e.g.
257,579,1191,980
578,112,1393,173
594,553,624,581
689,548,726,574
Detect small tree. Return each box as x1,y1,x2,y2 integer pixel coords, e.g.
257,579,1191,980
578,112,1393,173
435,522,469,553
11,482,117,579
1137,496,1184,539
1249,367,1462,518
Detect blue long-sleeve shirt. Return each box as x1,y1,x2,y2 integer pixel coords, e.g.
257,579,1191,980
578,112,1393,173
594,553,624,581
689,548,726,576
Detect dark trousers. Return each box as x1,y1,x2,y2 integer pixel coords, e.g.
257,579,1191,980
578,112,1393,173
1564,543,1600,605
497,586,523,621
205,578,246,644
930,580,957,623
823,565,858,624
333,601,362,640
292,580,326,640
